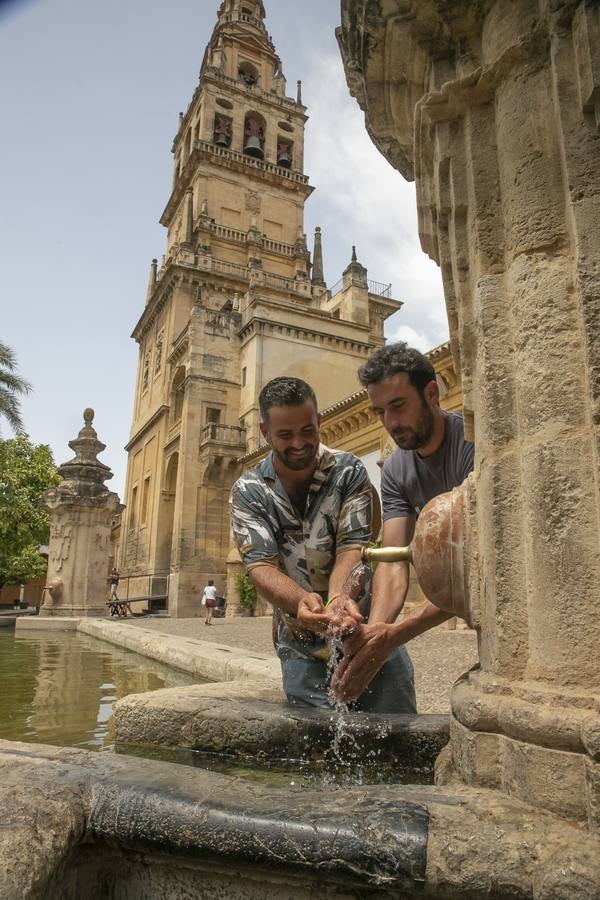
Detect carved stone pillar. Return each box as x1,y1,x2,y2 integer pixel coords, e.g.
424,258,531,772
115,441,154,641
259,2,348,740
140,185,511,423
339,0,600,826
40,409,120,618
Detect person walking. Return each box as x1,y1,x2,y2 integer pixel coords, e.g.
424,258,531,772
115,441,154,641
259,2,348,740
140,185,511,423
202,579,218,625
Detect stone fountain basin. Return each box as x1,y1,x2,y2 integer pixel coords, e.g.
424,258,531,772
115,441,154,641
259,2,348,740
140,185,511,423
3,739,600,900
114,679,449,776
7,620,600,897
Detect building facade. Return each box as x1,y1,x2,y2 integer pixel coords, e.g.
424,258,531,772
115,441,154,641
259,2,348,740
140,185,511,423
119,0,402,616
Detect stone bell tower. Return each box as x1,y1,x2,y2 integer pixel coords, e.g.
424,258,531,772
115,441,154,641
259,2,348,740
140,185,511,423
121,0,402,617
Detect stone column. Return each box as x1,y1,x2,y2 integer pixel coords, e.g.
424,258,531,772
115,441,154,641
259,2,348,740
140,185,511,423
40,409,120,618
339,0,600,827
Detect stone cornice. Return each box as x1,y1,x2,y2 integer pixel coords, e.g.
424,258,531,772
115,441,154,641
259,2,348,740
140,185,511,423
125,405,169,452
238,316,373,355
368,296,403,319
132,271,180,343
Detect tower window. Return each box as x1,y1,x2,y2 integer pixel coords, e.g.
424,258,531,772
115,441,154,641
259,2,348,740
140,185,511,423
238,61,259,87
171,367,185,423
242,366,247,386
276,138,293,169
213,113,232,148
130,486,138,530
141,476,151,525
243,112,265,160
206,408,221,425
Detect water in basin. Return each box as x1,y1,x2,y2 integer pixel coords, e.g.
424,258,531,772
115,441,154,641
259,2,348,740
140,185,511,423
0,628,199,752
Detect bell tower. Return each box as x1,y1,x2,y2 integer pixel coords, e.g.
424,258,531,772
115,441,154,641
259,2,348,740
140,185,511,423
121,1,403,616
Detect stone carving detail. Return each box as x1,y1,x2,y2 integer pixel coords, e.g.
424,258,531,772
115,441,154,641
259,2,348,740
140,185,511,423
155,331,164,377
245,190,262,213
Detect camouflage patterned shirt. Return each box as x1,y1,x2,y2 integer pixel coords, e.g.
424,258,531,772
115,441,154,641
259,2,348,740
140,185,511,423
229,445,372,660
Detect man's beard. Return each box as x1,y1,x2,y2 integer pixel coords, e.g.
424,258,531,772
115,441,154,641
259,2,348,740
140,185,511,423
273,443,319,471
392,402,435,451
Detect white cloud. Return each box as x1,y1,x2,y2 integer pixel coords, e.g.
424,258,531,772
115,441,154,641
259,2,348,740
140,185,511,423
302,50,449,352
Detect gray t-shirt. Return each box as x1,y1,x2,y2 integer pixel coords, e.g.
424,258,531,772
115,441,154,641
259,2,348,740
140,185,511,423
381,412,474,520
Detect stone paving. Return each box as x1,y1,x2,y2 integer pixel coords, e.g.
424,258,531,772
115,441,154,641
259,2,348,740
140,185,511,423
126,615,478,715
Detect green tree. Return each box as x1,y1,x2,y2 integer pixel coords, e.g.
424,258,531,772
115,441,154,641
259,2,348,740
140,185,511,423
0,435,60,596
0,341,32,435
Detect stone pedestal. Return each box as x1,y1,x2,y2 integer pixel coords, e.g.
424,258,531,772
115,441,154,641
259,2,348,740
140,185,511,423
40,409,120,618
339,0,600,829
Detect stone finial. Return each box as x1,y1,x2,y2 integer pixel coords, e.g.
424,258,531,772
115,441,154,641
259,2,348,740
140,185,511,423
297,80,303,105
145,258,158,306
45,410,115,509
311,226,326,288
343,243,368,288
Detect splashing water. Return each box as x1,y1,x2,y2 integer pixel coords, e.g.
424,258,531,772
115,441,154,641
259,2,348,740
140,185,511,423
321,559,381,786
340,560,372,615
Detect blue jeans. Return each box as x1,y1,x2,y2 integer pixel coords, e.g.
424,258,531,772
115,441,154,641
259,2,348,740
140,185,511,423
280,646,416,714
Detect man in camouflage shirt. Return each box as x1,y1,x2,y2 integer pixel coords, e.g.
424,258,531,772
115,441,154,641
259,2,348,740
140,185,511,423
230,376,416,712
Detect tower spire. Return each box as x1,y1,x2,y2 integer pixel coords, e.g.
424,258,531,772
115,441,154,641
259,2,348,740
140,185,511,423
312,227,326,288
145,258,158,306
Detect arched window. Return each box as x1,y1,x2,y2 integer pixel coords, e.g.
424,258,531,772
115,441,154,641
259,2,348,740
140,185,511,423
238,60,259,87
276,137,293,169
164,453,179,494
243,111,266,160
213,113,232,148
170,367,185,423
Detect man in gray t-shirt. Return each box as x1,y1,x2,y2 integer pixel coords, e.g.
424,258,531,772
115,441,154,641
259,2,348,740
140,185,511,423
331,342,474,706
381,411,474,522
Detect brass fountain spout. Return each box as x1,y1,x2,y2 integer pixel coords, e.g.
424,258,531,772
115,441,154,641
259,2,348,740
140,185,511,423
360,481,474,624
361,544,412,564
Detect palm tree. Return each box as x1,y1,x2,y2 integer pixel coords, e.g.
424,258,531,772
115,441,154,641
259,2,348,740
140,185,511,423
0,342,31,435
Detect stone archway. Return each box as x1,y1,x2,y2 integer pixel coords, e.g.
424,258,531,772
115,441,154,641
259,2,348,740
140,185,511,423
155,452,178,573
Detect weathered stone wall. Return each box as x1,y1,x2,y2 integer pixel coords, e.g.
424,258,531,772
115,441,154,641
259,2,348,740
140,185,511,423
338,0,600,826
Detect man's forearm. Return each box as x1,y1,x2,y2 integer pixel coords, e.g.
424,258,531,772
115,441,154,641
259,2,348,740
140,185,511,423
368,561,410,624
248,564,310,616
388,600,452,645
328,549,361,601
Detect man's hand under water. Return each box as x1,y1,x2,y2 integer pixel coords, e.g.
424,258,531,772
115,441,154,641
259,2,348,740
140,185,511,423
329,623,396,703
297,592,362,635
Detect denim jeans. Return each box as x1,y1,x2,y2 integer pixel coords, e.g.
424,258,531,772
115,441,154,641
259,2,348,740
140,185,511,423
280,645,417,714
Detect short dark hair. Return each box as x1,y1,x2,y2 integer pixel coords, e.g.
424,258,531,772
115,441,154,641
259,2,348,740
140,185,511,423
358,342,436,396
208,579,214,586
259,377,318,422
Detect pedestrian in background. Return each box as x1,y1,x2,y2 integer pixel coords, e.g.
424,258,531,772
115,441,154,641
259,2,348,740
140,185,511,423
202,579,218,625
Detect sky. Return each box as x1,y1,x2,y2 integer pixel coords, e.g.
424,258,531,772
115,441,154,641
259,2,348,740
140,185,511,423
0,0,447,496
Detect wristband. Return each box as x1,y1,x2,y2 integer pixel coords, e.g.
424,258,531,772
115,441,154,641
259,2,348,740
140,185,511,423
324,594,343,608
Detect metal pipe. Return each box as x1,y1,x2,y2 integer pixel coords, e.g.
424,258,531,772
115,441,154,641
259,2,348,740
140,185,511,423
361,545,413,564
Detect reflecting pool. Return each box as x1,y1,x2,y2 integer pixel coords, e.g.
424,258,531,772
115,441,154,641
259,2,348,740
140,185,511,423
0,628,198,752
